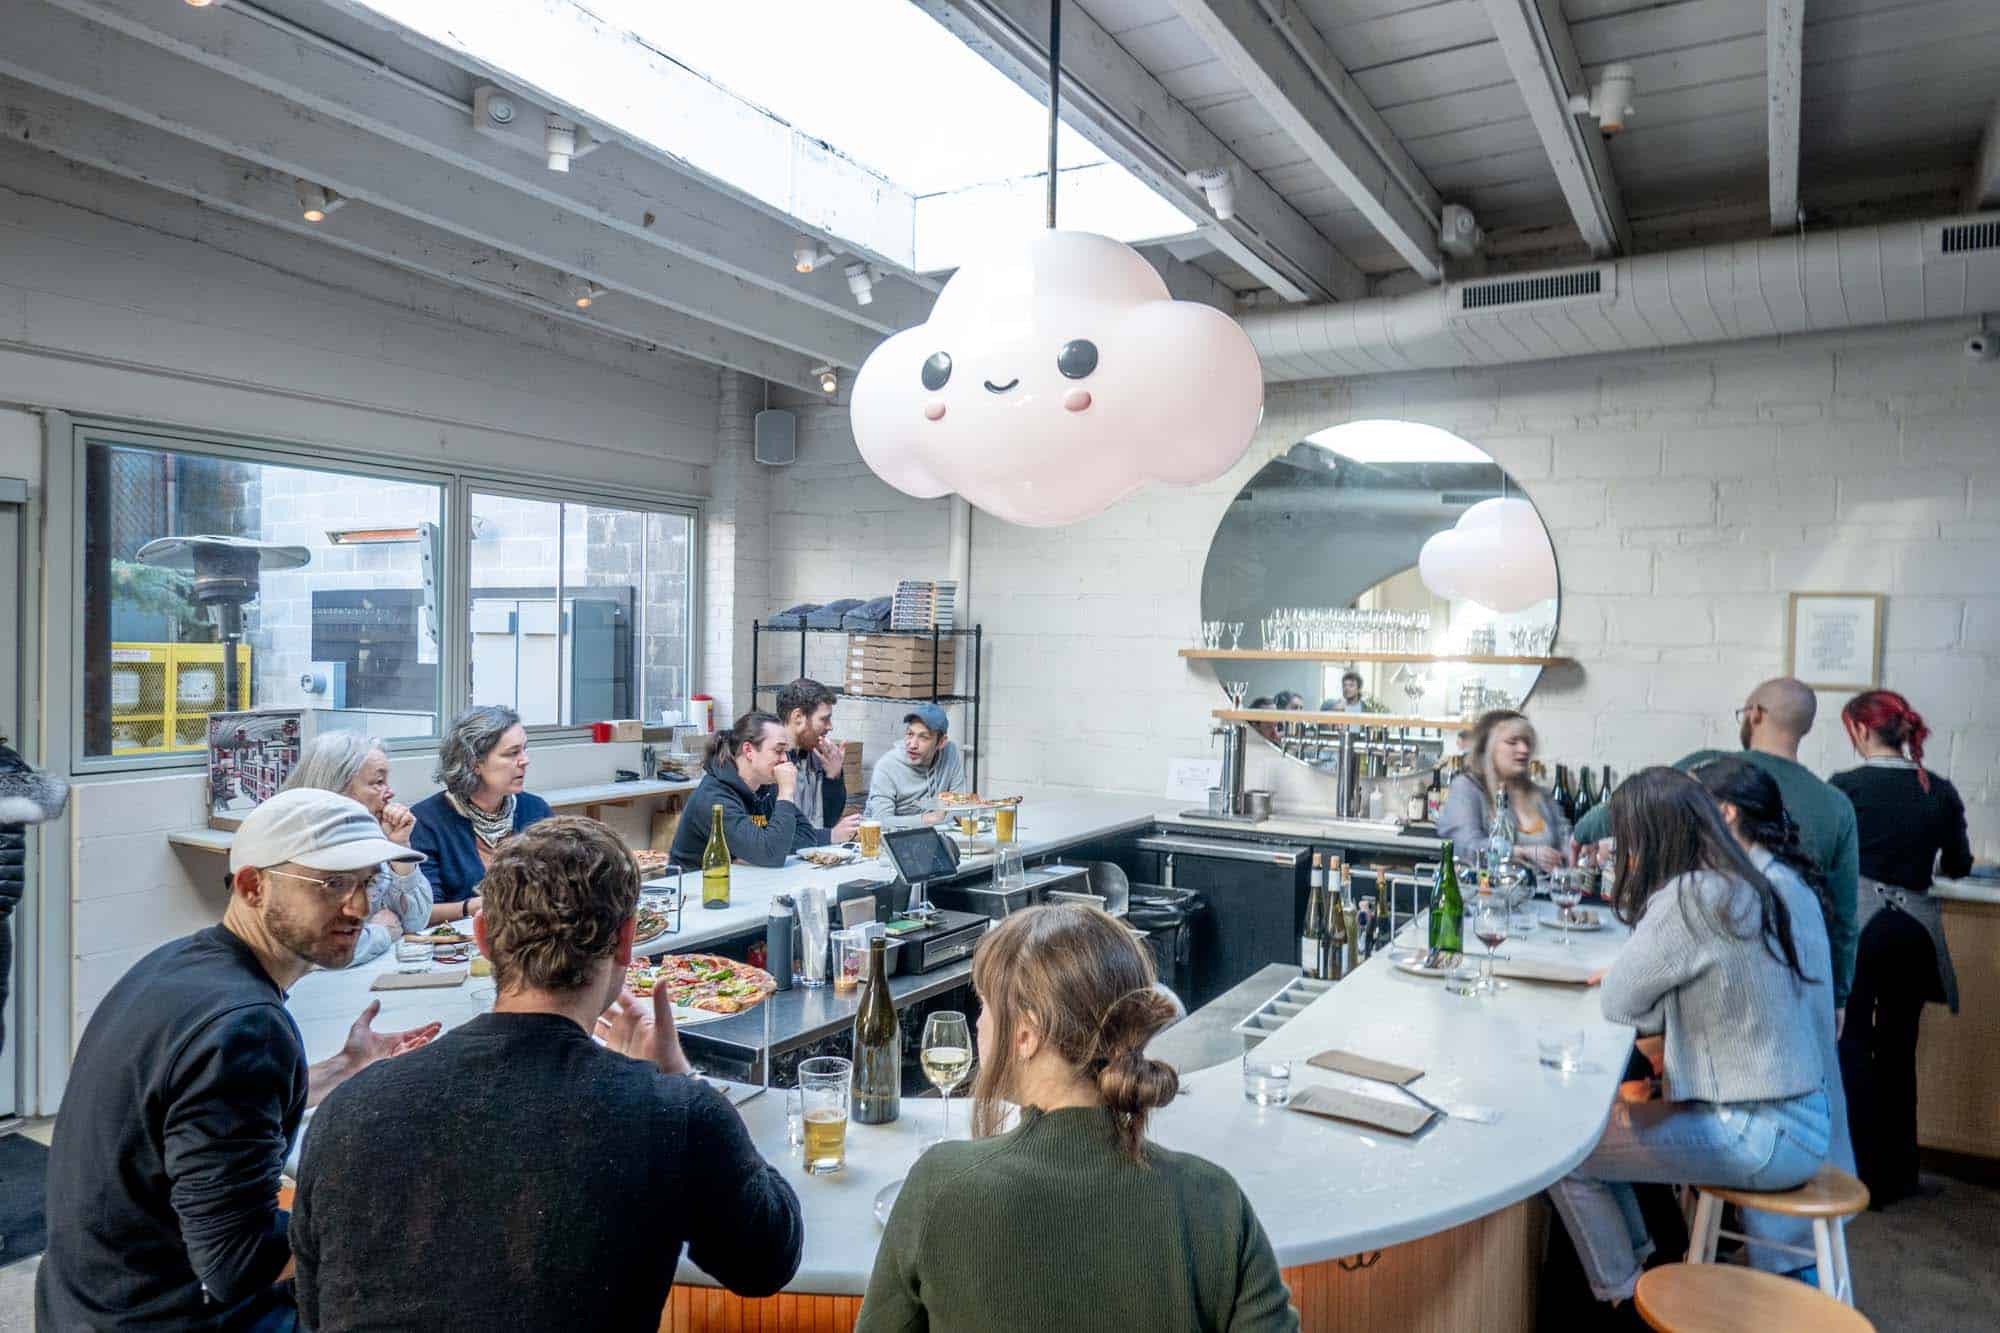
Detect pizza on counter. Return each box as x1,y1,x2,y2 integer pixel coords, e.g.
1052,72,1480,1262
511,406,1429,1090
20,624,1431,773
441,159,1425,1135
624,952,776,1014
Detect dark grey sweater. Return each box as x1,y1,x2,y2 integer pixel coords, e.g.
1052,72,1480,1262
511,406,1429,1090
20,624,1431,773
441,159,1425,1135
292,1011,803,1331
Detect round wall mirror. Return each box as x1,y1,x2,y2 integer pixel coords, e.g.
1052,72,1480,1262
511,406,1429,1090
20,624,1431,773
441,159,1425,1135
1197,420,1560,767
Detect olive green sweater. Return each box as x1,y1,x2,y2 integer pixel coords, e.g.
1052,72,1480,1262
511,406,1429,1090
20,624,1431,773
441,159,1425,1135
856,1105,1298,1333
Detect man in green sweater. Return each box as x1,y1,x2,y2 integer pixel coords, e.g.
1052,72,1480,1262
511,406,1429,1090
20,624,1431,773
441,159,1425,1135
1574,677,1859,1014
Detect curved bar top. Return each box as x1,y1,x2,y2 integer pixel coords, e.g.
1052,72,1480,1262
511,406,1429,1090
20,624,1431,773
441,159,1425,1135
280,794,1630,1299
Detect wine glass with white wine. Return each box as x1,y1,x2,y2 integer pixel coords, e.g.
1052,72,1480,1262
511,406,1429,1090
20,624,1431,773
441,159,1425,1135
920,1011,973,1146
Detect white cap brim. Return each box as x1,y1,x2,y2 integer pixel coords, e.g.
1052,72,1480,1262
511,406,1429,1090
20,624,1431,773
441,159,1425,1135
291,839,425,873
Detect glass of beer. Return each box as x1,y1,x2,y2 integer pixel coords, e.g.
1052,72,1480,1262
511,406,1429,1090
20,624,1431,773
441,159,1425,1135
798,1057,851,1175
858,819,882,859
993,804,1017,844
956,812,979,839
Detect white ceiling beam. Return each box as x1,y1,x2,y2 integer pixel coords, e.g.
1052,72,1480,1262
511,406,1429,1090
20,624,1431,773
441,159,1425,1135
1767,0,1804,231
1167,0,1442,282
1966,99,2000,210
1479,0,1632,257
44,0,937,333
918,0,1366,303
1259,1,1443,222
0,85,826,392
0,3,885,368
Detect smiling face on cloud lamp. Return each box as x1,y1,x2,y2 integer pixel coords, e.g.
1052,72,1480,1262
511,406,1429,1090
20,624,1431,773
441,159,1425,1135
850,230,1264,528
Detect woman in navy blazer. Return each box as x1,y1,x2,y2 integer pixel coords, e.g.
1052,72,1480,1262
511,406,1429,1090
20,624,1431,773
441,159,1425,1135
408,705,551,922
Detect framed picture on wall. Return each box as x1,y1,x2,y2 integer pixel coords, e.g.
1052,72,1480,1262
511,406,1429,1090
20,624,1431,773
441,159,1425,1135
1785,593,1884,692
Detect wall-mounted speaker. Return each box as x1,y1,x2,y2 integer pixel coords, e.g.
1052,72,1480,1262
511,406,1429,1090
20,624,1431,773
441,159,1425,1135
754,409,797,466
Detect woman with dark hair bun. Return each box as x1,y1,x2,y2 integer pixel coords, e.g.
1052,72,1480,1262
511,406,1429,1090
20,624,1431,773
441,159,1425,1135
1695,757,1855,1279
1547,767,1828,1309
1831,690,1974,1207
857,904,1297,1332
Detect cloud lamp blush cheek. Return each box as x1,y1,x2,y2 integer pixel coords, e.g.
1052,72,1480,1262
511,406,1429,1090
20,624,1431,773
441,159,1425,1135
924,401,946,421
1064,389,1092,412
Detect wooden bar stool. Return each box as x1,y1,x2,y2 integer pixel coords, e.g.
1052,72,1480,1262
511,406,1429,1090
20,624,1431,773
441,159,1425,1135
1685,1165,1869,1305
1635,1264,1875,1332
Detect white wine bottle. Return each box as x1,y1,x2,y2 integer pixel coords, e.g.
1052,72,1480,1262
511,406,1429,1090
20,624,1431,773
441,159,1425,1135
701,803,731,909
851,937,901,1124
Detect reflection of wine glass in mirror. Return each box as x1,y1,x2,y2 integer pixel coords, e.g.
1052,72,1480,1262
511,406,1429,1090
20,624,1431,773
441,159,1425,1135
921,1011,973,1145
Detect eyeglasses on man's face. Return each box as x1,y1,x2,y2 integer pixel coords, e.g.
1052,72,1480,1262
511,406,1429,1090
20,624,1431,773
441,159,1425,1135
265,867,372,902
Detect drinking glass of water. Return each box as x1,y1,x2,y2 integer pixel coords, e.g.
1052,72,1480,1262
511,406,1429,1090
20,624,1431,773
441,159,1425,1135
1241,1052,1292,1106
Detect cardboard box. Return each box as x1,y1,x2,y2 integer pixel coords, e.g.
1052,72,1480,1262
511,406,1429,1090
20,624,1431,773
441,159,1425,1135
608,719,644,742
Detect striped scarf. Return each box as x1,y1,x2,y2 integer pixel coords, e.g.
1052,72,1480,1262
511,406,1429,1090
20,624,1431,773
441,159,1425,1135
449,791,517,849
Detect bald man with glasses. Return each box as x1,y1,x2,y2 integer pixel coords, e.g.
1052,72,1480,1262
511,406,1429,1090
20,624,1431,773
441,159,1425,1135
1574,676,1861,1015
39,789,442,1332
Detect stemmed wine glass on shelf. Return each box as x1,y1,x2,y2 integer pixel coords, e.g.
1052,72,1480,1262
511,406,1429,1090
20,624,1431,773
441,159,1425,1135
921,1011,973,1146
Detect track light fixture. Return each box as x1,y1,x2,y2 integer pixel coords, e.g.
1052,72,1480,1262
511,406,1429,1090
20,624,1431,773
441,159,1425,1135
562,275,606,309
544,114,578,172
293,179,342,223
813,365,838,395
793,242,835,274
1185,167,1236,221
844,261,875,307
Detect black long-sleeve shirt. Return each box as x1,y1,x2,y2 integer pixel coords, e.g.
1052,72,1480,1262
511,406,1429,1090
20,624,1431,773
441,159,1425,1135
38,926,306,1331
668,757,826,869
1830,761,1975,893
292,1010,803,1330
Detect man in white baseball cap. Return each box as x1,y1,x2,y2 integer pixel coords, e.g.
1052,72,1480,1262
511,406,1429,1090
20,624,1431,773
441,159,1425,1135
39,788,443,1332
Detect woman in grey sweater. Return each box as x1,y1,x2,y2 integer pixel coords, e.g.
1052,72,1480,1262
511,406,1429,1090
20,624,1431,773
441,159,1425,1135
1435,709,1571,874
1548,766,1829,1306
284,732,433,966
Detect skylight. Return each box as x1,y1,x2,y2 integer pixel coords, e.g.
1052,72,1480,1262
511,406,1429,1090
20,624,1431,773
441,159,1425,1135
347,0,1194,277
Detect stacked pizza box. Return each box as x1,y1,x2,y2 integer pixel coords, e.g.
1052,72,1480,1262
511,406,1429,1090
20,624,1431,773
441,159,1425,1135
890,578,957,630
845,633,958,700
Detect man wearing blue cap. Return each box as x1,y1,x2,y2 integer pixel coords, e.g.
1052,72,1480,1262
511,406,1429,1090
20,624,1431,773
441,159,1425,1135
864,704,967,830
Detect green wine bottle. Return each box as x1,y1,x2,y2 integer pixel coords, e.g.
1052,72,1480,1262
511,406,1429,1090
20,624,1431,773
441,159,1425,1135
1429,841,1464,954
851,937,901,1124
701,803,731,909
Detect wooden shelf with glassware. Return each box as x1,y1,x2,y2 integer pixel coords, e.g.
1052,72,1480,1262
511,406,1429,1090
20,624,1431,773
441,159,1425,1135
1181,648,1575,666
1212,708,1467,729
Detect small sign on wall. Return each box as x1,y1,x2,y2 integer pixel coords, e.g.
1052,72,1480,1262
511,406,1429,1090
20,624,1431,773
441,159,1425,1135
1785,592,1883,692
1165,756,1223,803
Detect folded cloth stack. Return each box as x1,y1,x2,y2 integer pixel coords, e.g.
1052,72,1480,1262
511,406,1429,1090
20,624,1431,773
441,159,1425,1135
767,603,821,629
841,595,894,631
805,598,866,629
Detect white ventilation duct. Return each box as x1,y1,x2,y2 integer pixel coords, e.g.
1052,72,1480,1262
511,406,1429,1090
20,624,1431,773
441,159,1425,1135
1240,214,2000,381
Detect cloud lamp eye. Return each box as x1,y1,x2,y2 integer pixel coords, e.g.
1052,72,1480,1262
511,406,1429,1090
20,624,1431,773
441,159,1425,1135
1057,339,1099,380
921,352,953,391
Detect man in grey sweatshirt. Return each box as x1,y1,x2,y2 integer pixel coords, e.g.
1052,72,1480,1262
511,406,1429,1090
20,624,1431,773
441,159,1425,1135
865,705,966,830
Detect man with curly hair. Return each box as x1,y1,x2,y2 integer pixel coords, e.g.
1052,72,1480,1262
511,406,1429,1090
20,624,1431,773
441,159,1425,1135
290,816,802,1329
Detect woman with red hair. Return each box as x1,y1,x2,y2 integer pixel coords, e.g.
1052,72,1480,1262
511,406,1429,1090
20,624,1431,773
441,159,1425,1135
1831,690,1973,1207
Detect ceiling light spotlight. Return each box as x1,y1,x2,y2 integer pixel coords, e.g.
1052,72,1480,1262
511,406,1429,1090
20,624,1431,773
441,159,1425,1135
844,261,875,307
793,242,834,274
562,275,605,309
1185,167,1236,221
813,365,838,395
1569,62,1636,135
544,114,578,172
293,179,341,223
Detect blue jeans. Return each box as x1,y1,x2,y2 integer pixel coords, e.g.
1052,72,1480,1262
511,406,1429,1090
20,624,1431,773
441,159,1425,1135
1549,1091,1829,1302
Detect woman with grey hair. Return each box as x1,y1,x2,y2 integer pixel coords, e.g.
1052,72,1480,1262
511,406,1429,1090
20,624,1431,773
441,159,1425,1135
408,705,551,920
282,732,434,965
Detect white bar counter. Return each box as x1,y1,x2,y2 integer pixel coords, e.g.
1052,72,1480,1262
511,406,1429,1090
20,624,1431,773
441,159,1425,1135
281,793,1628,1330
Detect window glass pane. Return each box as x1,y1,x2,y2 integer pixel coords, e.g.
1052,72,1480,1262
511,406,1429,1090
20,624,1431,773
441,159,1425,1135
81,440,444,759
469,493,693,729
468,493,563,726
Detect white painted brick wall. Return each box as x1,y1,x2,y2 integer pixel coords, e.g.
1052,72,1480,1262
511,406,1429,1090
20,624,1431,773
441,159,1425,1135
929,321,2000,857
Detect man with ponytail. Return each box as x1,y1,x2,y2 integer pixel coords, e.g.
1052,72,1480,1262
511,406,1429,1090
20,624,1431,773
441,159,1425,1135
669,710,856,869
1831,690,1973,1207
859,904,1298,1332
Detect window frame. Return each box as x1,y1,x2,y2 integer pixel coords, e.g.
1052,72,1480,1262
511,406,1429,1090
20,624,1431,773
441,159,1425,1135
57,417,702,776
